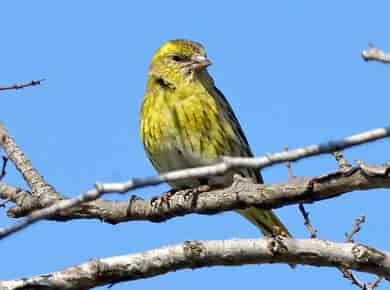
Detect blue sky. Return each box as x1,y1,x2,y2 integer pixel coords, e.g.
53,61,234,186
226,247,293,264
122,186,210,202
1,1,390,289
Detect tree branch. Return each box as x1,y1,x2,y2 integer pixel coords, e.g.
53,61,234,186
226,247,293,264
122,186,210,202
0,124,60,204
0,79,44,91
298,204,317,238
0,238,388,290
0,156,8,181
0,125,390,240
297,170,383,290
345,215,366,243
1,158,390,240
362,44,390,63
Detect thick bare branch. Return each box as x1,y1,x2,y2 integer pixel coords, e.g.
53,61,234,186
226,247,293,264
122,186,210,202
0,79,44,91
362,44,390,63
0,125,389,240
0,124,60,203
1,158,390,240
0,187,99,239
0,238,389,290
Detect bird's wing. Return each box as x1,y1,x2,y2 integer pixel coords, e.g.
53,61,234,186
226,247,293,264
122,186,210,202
211,86,263,183
211,86,292,239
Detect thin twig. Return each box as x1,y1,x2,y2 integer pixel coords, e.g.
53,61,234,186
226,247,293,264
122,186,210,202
368,276,383,290
0,156,8,181
298,204,317,238
290,147,319,239
340,266,382,290
284,146,295,179
297,193,381,290
340,215,367,289
0,158,9,207
95,126,390,195
340,215,382,290
340,268,367,289
0,79,45,91
333,152,382,289
345,215,365,243
297,204,369,289
333,151,352,172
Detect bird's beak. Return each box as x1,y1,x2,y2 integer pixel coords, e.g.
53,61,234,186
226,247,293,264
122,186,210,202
191,54,212,70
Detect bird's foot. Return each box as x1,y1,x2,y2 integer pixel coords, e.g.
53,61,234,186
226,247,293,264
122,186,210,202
150,188,180,208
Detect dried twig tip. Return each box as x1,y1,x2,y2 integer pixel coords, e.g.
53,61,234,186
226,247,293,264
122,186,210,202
284,146,295,179
0,79,45,91
298,204,317,239
0,156,8,181
333,151,352,171
345,214,365,243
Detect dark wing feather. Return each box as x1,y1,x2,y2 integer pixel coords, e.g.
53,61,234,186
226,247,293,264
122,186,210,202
212,86,263,184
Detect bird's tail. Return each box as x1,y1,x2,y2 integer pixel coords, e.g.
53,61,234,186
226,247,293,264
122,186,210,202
237,207,295,268
237,207,291,237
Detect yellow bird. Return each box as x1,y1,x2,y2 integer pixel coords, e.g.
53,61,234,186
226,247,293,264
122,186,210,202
140,39,291,237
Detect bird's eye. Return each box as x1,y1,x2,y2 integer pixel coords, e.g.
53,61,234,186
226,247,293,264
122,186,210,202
172,55,186,62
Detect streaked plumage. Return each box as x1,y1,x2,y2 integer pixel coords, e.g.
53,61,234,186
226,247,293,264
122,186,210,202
140,39,291,237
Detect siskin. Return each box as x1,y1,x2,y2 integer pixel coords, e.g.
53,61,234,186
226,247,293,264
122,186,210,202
140,39,291,238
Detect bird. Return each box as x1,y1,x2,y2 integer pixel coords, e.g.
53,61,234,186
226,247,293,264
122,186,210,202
140,39,291,238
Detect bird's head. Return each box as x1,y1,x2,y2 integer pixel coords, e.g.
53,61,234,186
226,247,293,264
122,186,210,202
148,39,212,87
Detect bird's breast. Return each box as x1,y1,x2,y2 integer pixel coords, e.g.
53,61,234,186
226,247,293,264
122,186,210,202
141,90,238,173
